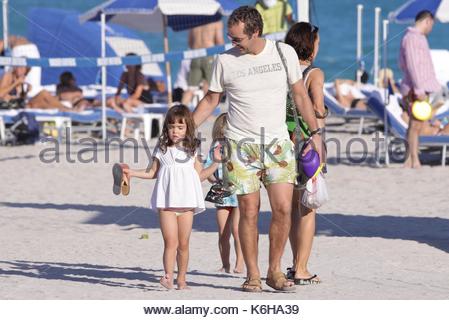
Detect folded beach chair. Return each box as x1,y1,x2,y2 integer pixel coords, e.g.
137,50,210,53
367,91,448,166
323,83,377,135
0,109,72,142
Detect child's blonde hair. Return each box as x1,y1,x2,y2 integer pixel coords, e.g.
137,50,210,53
212,113,227,141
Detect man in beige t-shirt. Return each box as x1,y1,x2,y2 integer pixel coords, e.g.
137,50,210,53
182,20,224,105
193,6,322,293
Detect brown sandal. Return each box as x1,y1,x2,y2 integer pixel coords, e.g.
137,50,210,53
120,164,130,196
112,163,123,195
242,278,262,292
266,271,296,292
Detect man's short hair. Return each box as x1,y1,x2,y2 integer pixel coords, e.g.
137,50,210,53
228,6,263,37
415,10,434,22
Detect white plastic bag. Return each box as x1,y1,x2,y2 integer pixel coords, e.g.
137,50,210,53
301,173,329,209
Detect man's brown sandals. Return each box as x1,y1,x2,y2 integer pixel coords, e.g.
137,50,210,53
242,272,296,292
241,278,262,292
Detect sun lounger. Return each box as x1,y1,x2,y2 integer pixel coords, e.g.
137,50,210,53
323,83,377,135
434,101,449,120
0,104,167,142
367,91,448,166
120,112,164,141
0,116,5,144
120,104,168,141
0,108,124,141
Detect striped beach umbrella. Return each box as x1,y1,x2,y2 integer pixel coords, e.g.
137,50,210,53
80,0,237,32
389,0,449,23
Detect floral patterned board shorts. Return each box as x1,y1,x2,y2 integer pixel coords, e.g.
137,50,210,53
223,138,297,195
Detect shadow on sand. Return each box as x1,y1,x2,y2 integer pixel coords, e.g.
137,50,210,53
1,201,448,253
0,260,242,292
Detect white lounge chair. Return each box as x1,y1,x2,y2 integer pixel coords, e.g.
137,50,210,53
323,83,378,135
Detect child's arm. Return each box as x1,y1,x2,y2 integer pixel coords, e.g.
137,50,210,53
207,175,218,184
195,157,219,182
124,158,160,179
195,145,221,182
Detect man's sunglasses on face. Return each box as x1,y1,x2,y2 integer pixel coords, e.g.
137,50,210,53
227,34,248,44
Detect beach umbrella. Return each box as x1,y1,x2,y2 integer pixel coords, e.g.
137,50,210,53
389,0,449,23
80,0,237,32
2,0,9,52
28,8,163,87
80,0,237,140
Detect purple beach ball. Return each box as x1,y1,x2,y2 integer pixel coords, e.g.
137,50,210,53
299,149,320,178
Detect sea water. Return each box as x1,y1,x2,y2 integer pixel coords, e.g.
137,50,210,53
2,0,448,82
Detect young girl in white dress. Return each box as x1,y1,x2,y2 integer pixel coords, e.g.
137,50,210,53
124,105,220,290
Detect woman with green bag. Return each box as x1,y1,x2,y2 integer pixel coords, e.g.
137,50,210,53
284,22,328,286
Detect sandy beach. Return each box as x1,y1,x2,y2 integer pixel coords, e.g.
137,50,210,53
1,117,448,299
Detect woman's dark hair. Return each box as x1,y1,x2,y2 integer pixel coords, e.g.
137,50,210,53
285,22,319,61
228,6,263,37
59,71,76,86
353,70,369,84
126,52,142,72
158,104,197,156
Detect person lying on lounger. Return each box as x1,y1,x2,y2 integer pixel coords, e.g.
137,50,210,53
390,97,449,135
55,71,102,110
334,71,369,110
0,66,79,111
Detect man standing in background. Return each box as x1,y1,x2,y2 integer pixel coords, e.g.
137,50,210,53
255,0,293,35
399,10,443,169
182,20,224,105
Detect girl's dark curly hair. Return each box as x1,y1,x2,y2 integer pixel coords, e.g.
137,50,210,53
158,104,198,156
285,22,319,62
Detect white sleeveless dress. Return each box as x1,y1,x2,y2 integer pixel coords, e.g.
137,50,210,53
150,146,205,214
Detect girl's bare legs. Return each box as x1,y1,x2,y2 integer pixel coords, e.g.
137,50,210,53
176,211,194,290
230,207,244,273
294,189,319,281
216,208,232,273
159,211,178,289
405,118,423,168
